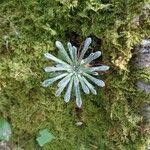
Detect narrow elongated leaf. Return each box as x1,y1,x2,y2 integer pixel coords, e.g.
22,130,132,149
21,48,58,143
44,66,70,72
55,63,71,69
55,41,72,64
81,67,98,76
78,75,90,94
83,53,94,64
73,46,78,64
64,77,73,102
83,72,105,87
82,76,97,95
67,42,74,61
55,74,72,96
44,53,70,67
78,37,92,63
74,79,82,108
42,73,68,87
83,51,101,64
90,65,110,71
55,83,68,96
58,73,73,87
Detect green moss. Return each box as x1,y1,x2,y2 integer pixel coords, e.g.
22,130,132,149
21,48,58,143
0,0,150,149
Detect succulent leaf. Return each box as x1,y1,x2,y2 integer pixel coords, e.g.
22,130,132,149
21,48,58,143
78,75,90,94
55,41,72,64
74,79,82,108
67,42,74,61
44,66,69,72
83,51,101,64
42,73,68,87
90,65,110,71
64,78,73,103
78,37,92,63
44,53,70,67
73,46,78,65
55,74,72,96
83,72,105,87
58,73,73,87
82,76,97,95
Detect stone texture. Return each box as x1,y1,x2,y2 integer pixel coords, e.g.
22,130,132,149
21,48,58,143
135,39,150,94
137,81,150,93
0,141,23,150
136,39,150,67
0,141,11,150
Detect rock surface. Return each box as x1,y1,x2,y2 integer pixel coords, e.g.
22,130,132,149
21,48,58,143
135,39,150,93
0,141,23,150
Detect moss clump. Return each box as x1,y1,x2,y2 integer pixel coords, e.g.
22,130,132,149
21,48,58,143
0,0,150,149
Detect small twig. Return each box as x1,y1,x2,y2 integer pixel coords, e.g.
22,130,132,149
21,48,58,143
89,143,98,149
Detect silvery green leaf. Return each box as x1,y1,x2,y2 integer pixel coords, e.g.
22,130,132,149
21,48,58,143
86,70,98,76
64,78,73,102
83,72,105,87
73,74,79,86
82,76,97,95
58,73,73,87
83,53,94,64
42,73,68,87
81,67,98,76
44,53,70,67
55,73,73,96
67,43,77,64
83,51,101,64
55,63,71,69
67,42,74,61
55,77,70,96
74,79,82,108
78,75,90,94
73,46,78,64
55,74,72,96
55,41,72,64
78,37,92,63
90,65,109,71
44,66,68,72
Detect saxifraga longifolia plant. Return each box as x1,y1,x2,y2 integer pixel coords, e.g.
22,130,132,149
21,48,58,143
42,38,109,108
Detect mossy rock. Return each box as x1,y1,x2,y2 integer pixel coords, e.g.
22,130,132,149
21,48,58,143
0,0,150,149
